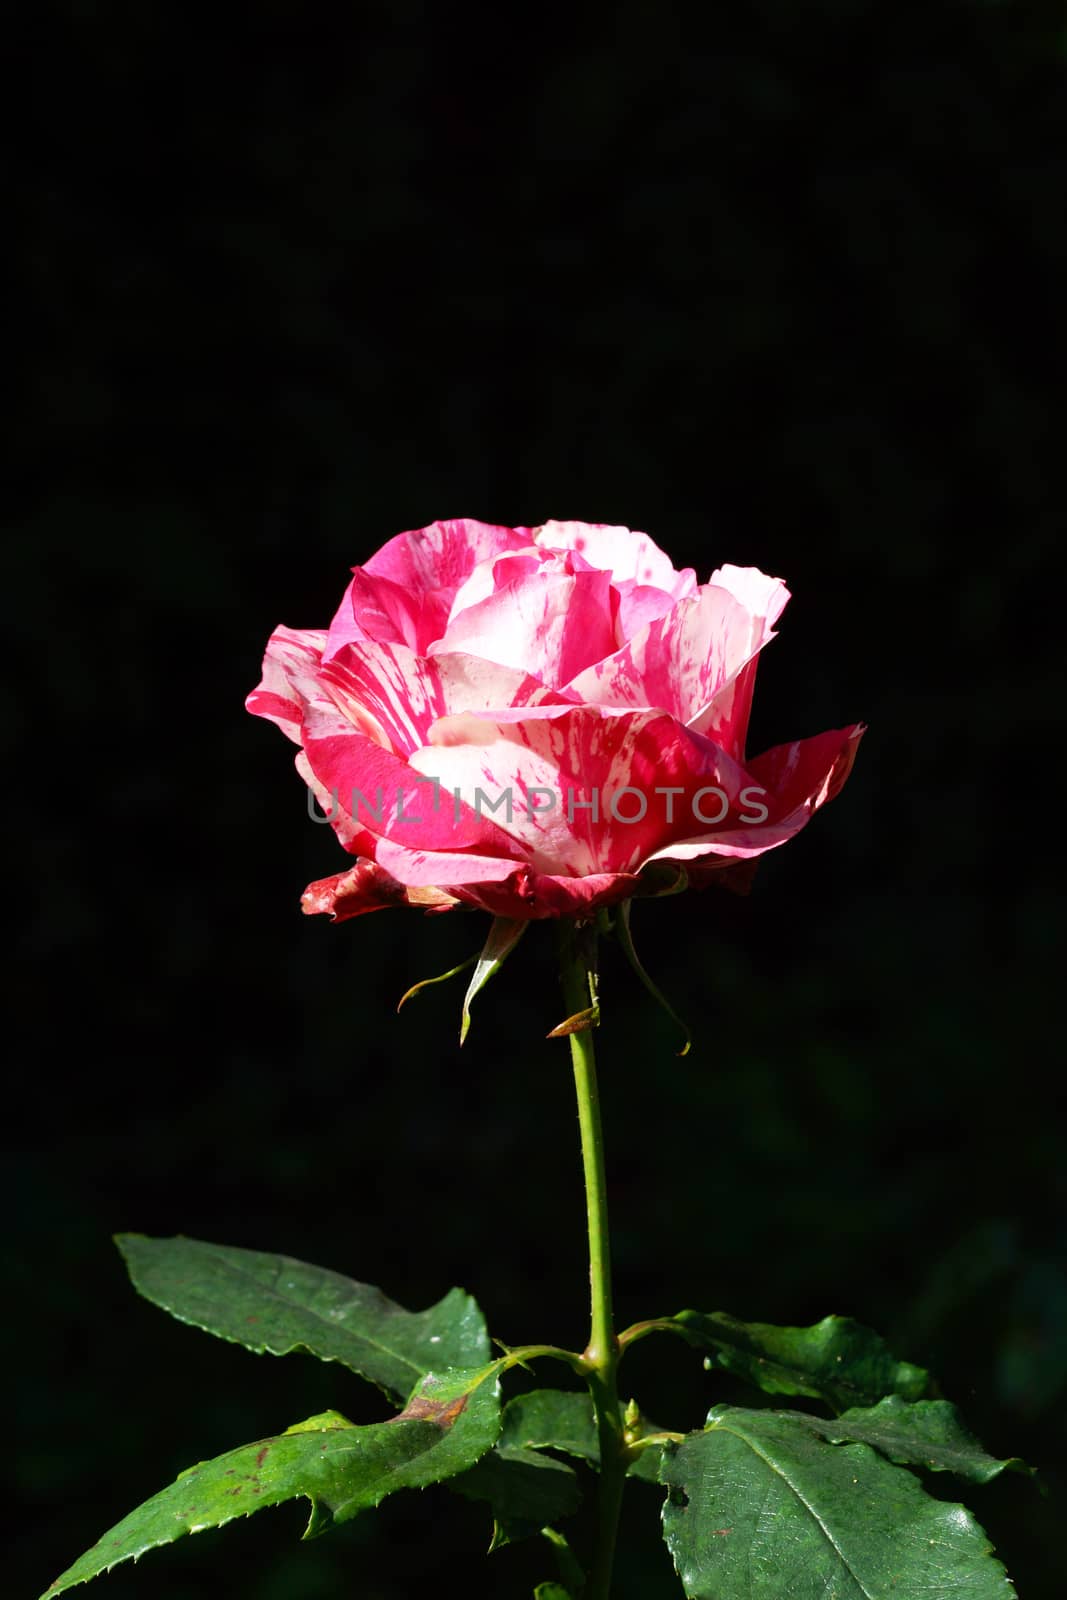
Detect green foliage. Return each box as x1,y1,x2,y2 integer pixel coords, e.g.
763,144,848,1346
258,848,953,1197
669,1309,931,1411
40,1248,1026,1597
117,1233,489,1400
803,1394,1032,1484
500,1389,601,1464
498,1387,665,1481
460,917,528,1044
451,1446,580,1547
41,1366,503,1597
660,1406,1017,1599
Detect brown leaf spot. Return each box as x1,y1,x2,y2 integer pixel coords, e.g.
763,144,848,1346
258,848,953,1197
392,1391,470,1428
255,1446,270,1468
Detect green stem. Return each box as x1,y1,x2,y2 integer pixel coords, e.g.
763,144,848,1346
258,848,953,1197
559,922,624,1600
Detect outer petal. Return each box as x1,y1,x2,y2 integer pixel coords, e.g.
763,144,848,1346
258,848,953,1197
321,520,532,663
301,701,528,861
245,626,330,744
372,839,530,889
301,861,461,922
534,520,697,596
411,704,761,878
645,723,865,867
364,518,531,592
295,750,379,855
746,722,864,818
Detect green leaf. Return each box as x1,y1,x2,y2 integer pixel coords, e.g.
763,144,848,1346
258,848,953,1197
41,1365,502,1598
542,1523,587,1594
451,1445,580,1547
500,1388,666,1482
116,1234,489,1400
804,1395,1032,1484
660,1405,1017,1599
460,916,527,1044
500,1389,600,1464
672,1310,930,1411
534,1586,574,1599
627,1440,668,1482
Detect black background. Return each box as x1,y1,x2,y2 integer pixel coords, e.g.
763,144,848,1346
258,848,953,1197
10,3,1065,1596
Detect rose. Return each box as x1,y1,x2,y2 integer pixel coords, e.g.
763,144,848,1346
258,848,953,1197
247,518,863,921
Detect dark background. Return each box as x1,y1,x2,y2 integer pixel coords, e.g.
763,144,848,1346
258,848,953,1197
10,3,1065,1595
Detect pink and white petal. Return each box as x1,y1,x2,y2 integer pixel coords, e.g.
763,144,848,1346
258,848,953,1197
245,626,329,744
432,651,573,717
415,705,757,878
534,520,697,595
642,723,865,868
429,568,617,689
565,577,783,746
707,563,790,624
448,547,543,618
345,566,452,655
301,704,526,860
448,542,604,622
689,654,759,760
323,575,370,662
613,581,686,645
301,860,461,922
745,722,865,816
685,567,790,752
320,640,447,755
319,640,571,758
295,750,380,855
372,838,529,889
408,722,602,877
364,518,531,594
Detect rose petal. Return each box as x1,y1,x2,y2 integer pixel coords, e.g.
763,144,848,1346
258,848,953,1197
410,705,758,877
295,750,379,855
429,568,617,689
319,641,567,757
245,626,330,744
451,865,642,920
565,571,788,757
364,518,531,593
301,861,461,922
372,839,530,888
301,702,527,859
644,723,865,866
347,566,451,654
612,581,686,644
534,520,697,595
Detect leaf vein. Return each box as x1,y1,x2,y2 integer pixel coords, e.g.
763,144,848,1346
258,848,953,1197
711,1421,874,1599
